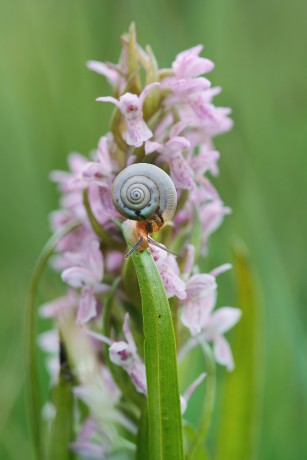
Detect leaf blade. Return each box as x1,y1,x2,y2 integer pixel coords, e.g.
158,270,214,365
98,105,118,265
215,241,263,460
123,224,184,460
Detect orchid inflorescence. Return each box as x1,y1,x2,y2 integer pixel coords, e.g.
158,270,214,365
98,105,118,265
37,25,241,458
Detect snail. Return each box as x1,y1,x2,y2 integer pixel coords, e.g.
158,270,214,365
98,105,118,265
112,163,177,258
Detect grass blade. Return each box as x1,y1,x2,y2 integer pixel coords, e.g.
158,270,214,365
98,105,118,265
215,241,262,460
187,342,216,460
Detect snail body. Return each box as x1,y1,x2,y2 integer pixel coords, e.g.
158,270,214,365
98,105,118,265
112,163,177,257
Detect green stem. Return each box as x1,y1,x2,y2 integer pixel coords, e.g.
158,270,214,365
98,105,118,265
187,341,216,460
25,221,80,460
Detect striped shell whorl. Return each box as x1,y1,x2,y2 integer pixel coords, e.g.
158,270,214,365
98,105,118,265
112,163,177,223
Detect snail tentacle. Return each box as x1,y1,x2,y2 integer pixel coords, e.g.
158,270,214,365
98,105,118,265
147,236,177,257
125,237,144,259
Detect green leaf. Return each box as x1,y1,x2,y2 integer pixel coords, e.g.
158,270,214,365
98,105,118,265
136,402,149,460
187,342,216,460
48,361,75,460
215,241,262,460
25,220,80,460
123,223,184,460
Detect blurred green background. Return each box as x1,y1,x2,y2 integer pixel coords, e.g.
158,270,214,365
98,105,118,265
0,0,306,459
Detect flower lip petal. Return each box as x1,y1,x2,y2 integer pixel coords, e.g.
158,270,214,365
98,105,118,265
123,313,137,354
213,334,234,371
86,60,119,86
77,287,97,324
186,273,217,300
61,266,96,288
165,136,191,154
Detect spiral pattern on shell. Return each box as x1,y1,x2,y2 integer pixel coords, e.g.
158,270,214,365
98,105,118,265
112,163,177,222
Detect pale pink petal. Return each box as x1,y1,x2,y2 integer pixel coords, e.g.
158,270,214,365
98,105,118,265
181,275,217,335
123,313,137,354
100,90,158,147
164,136,190,154
200,201,231,239
152,247,187,299
105,251,124,273
160,267,187,299
67,153,89,174
145,140,163,154
88,183,120,225
169,120,191,138
188,96,233,135
39,290,77,318
213,334,235,371
208,307,242,334
181,293,216,336
96,96,120,108
86,60,119,87
153,112,173,139
86,330,113,346
191,148,220,177
46,356,60,386
37,329,59,353
126,154,137,166
77,287,97,324
109,341,134,366
128,361,147,395
169,152,196,193
70,417,106,459
181,372,206,414
139,81,160,106
61,266,95,288
82,162,107,182
163,77,211,96
186,274,217,301
183,244,195,277
86,240,103,282
173,45,214,78
96,136,113,175
210,263,232,278
181,303,204,336
118,93,140,119
124,119,153,147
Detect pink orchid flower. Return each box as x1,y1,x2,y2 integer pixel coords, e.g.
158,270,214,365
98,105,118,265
96,83,160,147
145,122,196,194
70,417,107,459
172,45,215,78
181,265,241,371
150,245,187,300
88,313,147,395
61,239,108,324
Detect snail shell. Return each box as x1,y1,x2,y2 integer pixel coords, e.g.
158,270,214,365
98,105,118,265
112,163,177,227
